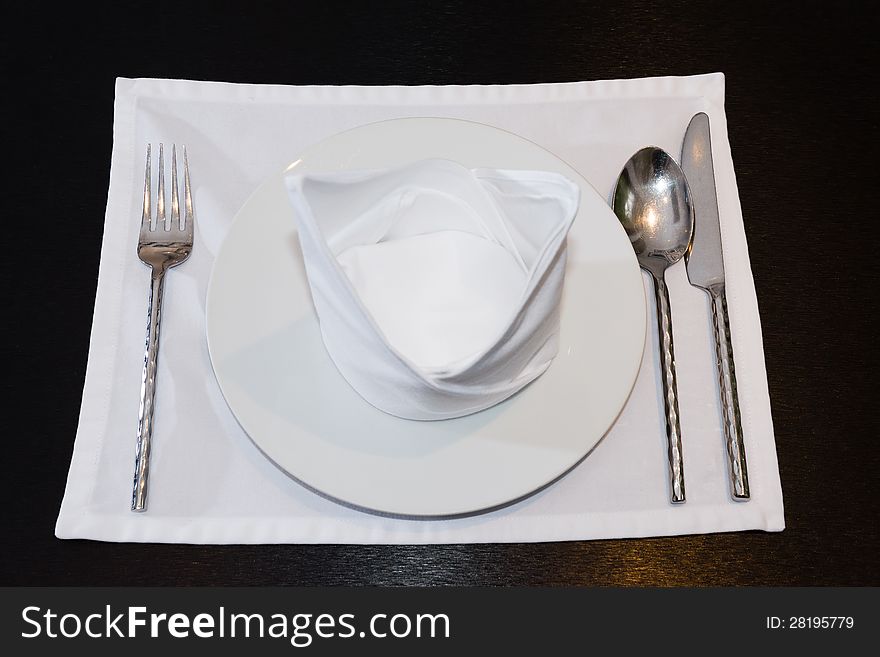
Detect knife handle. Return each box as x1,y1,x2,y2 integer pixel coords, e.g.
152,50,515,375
652,273,685,504
709,286,750,500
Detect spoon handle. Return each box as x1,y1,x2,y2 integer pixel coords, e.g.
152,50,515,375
652,273,686,503
708,286,750,500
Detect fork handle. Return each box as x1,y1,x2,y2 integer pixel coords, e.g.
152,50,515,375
131,267,167,512
708,285,750,500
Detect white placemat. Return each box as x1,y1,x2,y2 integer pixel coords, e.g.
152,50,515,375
56,73,784,543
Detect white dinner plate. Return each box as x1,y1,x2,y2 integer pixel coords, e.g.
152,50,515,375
206,117,645,517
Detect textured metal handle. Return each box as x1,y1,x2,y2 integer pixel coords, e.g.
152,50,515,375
652,273,685,504
131,267,166,511
709,286,750,500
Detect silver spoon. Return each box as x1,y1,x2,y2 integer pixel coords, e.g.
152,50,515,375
613,147,694,504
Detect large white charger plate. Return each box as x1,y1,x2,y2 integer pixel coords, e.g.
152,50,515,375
206,117,646,517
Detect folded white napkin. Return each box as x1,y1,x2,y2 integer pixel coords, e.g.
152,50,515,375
287,158,579,419
56,73,784,543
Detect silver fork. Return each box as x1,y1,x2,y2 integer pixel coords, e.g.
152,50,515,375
131,143,194,512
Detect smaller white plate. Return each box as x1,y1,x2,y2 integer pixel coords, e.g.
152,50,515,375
206,117,646,517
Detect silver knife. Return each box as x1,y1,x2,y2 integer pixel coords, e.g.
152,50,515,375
681,112,750,500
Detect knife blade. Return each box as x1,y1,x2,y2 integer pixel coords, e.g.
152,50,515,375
681,112,751,500
682,113,725,290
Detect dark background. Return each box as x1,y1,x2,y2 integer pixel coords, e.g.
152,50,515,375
2,1,876,585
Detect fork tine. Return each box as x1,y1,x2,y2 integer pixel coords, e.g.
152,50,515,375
157,143,167,230
183,145,193,237
170,144,180,230
141,144,151,230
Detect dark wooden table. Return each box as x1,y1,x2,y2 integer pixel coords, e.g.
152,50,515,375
4,1,876,586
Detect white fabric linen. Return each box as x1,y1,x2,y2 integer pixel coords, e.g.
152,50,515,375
286,159,580,419
55,73,785,543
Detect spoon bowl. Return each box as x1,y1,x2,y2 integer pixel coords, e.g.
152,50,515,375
612,146,694,504
613,147,694,277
